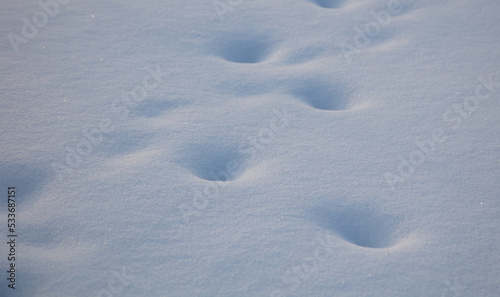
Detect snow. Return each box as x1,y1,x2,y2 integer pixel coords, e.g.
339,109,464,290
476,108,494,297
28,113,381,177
1,0,499,296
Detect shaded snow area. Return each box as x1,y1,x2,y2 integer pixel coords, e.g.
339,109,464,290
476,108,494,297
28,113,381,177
1,0,500,296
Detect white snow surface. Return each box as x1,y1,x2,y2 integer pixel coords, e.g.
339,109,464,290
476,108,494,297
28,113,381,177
1,0,500,296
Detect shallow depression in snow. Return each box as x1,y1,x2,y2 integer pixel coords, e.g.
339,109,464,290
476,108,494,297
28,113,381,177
310,204,407,248
308,0,346,9
0,163,49,200
288,78,350,111
213,34,276,64
180,142,249,182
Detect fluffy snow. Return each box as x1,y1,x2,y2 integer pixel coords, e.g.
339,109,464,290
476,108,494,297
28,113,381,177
1,0,499,296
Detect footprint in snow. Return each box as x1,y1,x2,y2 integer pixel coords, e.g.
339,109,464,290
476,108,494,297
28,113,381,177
287,78,351,111
181,142,248,182
309,0,346,9
310,203,408,248
0,162,49,202
212,33,276,64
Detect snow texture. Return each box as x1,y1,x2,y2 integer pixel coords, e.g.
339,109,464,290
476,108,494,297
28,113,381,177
1,0,500,296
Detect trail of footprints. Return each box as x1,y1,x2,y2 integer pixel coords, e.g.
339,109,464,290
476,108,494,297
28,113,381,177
188,0,408,248
213,38,350,111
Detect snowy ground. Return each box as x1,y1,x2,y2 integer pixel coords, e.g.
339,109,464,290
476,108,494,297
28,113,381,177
1,0,499,296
